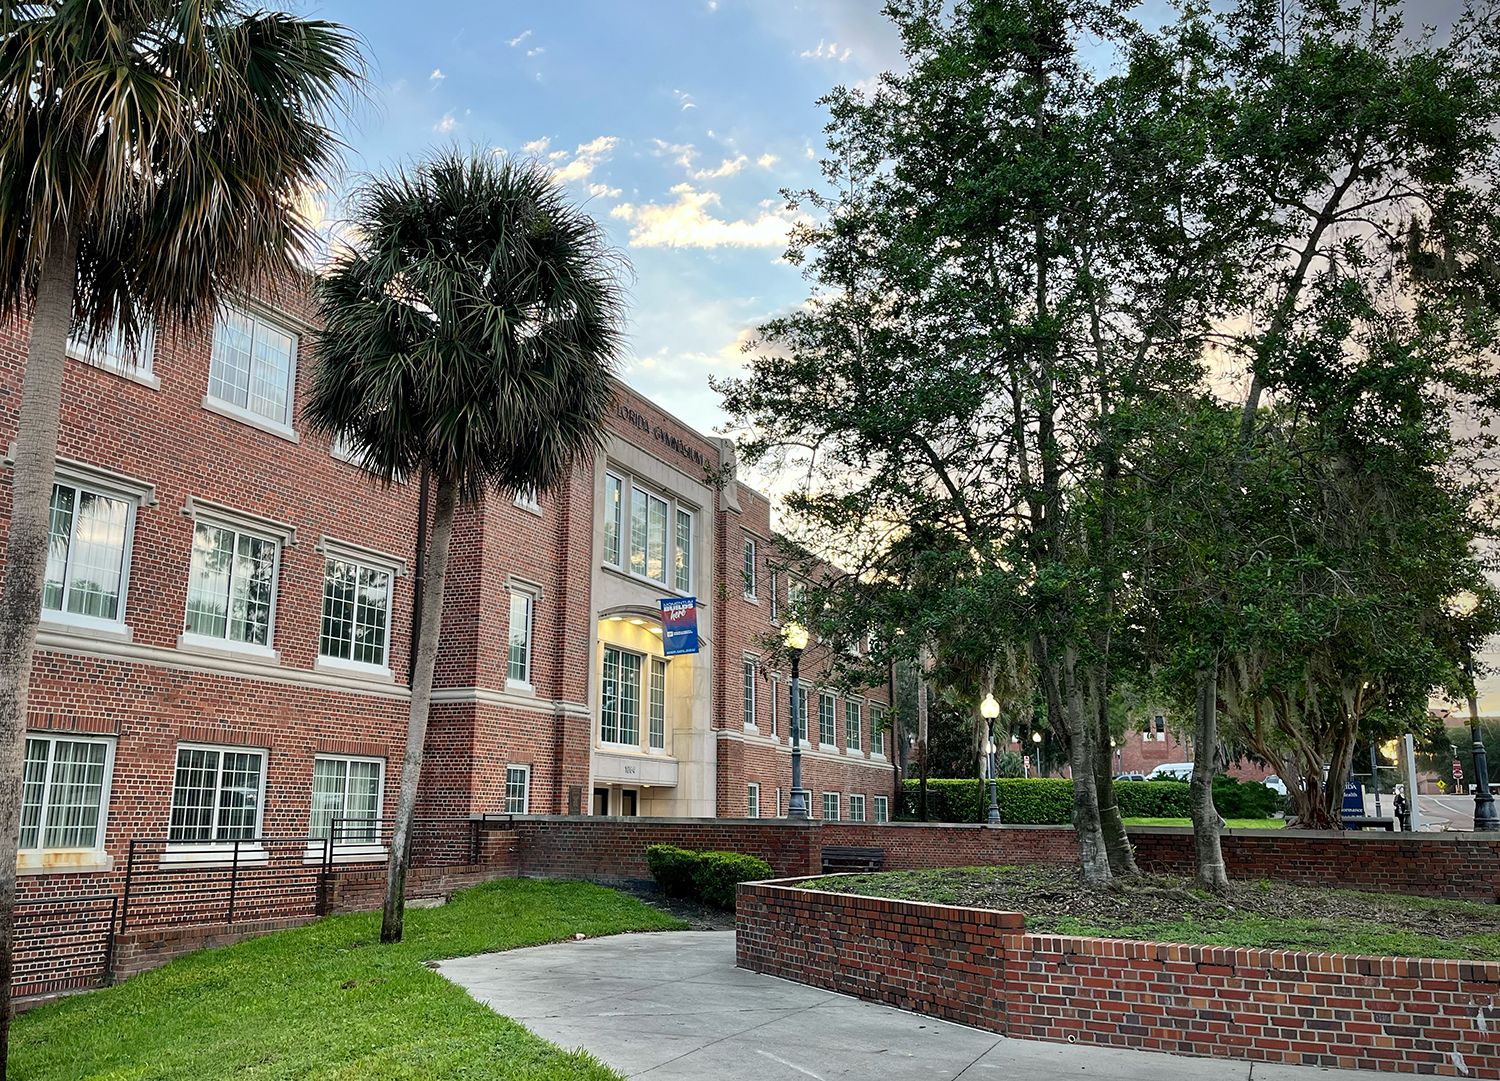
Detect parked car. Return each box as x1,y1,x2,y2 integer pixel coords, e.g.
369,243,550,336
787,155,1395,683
1146,762,1194,781
1262,774,1288,796
1114,772,1146,783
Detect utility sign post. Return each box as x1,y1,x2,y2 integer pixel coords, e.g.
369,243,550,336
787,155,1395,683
659,597,700,656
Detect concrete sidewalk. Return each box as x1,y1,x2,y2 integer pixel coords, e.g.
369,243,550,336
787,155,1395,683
439,931,1367,1080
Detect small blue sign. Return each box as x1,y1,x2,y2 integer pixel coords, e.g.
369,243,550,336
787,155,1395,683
659,597,699,656
1341,780,1365,819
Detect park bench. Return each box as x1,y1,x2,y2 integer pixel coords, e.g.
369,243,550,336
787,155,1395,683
822,846,885,874
1341,816,1396,831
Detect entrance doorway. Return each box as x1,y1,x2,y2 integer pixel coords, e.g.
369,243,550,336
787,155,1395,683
621,790,638,817
593,787,609,816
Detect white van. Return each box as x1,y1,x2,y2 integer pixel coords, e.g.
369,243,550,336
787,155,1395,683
1146,762,1194,781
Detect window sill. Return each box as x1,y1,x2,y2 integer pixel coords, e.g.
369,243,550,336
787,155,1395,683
743,723,758,733
514,500,543,517
177,633,280,665
67,349,161,390
505,679,536,696
39,612,133,643
314,656,394,682
160,843,268,868
201,395,298,443
743,593,759,604
17,850,114,876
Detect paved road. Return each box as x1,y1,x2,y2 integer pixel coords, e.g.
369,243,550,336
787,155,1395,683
440,931,1366,1080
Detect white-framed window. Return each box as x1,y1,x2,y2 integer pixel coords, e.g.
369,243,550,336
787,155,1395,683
505,765,530,814
68,320,155,382
845,699,862,752
183,519,279,652
508,588,534,686
1152,714,1167,741
742,537,756,598
788,579,807,618
819,692,836,748
675,508,693,592
849,794,866,822
603,473,623,566
310,756,383,841
874,795,889,824
168,745,265,842
794,788,811,815
769,572,779,621
649,657,667,750
822,792,840,821
770,673,780,738
629,484,668,583
743,657,757,729
747,782,760,819
20,735,114,851
601,646,642,745
43,479,138,629
604,471,695,593
796,685,809,741
319,555,393,673
870,704,887,757
514,486,541,514
207,307,297,431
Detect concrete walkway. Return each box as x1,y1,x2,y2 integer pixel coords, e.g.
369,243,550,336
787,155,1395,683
439,931,1368,1080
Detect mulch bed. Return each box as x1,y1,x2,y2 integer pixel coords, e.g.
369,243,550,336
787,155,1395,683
618,885,737,931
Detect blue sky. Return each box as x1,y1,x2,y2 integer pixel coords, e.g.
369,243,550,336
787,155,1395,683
305,0,907,437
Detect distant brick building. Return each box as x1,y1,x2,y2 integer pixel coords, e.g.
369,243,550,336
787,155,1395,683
0,272,892,903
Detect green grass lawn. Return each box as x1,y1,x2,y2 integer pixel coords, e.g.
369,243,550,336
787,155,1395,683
10,879,686,1081
1123,817,1285,828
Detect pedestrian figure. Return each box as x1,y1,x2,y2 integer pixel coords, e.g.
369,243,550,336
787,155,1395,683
1393,786,1410,832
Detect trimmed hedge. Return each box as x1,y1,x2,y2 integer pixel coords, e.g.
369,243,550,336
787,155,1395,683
645,844,773,909
900,776,1279,823
694,851,774,909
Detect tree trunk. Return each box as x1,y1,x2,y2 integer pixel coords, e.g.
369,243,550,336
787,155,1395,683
1061,645,1111,885
917,647,930,821
1092,672,1137,875
381,474,457,943
1191,666,1228,893
0,226,78,1056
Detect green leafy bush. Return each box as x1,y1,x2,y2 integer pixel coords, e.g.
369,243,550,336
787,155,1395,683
693,851,774,909
645,844,701,898
900,776,1277,823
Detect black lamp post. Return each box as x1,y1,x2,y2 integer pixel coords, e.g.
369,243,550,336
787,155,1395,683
784,621,810,820
981,693,1001,824
1465,649,1499,831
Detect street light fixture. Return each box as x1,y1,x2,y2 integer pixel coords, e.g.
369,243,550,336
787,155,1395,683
1450,590,1498,831
981,693,1001,824
782,621,810,820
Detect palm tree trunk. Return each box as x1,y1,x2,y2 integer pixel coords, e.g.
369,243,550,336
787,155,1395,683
381,473,457,943
0,226,78,1053
1192,664,1228,893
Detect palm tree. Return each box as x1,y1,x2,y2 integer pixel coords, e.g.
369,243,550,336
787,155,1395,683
0,0,361,1048
307,151,624,944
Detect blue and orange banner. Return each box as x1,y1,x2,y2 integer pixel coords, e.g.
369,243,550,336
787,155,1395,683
659,597,699,656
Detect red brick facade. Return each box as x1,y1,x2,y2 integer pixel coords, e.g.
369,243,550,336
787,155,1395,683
0,270,892,954
739,879,1500,1077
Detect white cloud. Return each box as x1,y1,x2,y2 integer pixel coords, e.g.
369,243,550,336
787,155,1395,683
429,68,445,83
588,182,623,198
611,185,809,248
508,30,531,47
434,112,457,133
652,139,698,170
551,136,620,184
691,155,748,180
522,137,551,155
801,39,852,62
673,89,696,111
756,153,779,169
527,46,544,56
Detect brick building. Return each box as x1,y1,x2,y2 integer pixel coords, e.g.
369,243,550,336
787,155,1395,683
0,272,891,906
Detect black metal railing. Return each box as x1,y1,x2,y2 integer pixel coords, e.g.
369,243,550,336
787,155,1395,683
13,894,117,998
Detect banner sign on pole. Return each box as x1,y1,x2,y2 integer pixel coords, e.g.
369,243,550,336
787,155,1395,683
1341,780,1364,819
659,597,700,656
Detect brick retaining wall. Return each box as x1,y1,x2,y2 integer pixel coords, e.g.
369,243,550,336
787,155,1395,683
738,878,1500,1077
1136,827,1500,902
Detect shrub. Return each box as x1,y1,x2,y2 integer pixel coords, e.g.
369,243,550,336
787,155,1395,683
693,851,774,909
899,776,1277,822
645,844,701,898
